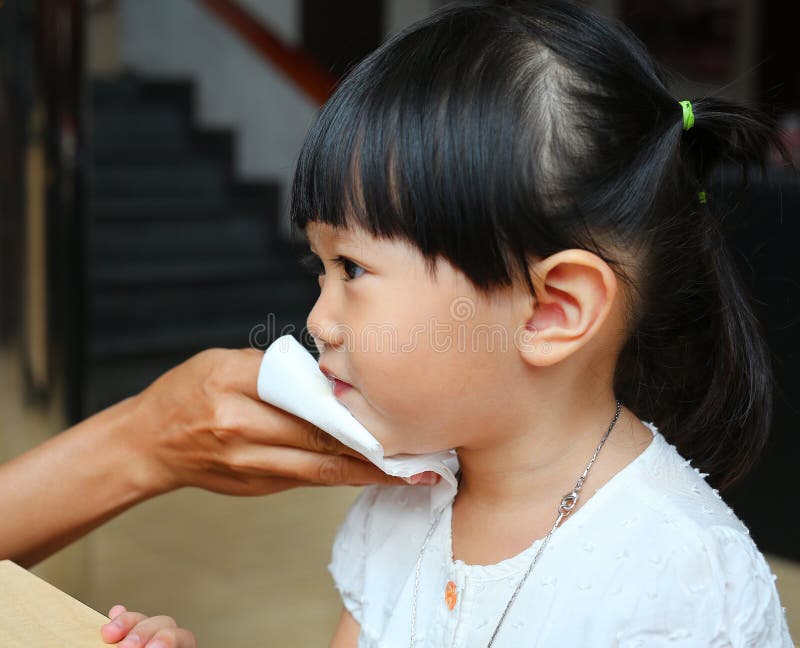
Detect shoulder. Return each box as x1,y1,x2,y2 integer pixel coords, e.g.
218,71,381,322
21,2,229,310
602,432,793,645
611,524,793,646
620,428,750,536
587,428,751,559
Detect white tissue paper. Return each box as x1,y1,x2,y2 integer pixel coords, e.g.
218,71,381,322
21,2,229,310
256,334,459,517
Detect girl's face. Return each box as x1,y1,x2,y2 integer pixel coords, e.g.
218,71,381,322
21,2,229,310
305,221,534,456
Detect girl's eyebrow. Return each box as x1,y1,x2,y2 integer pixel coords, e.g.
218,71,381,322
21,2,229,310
307,235,365,257
306,228,358,251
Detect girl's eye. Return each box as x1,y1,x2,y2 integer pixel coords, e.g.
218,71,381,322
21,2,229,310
298,253,365,282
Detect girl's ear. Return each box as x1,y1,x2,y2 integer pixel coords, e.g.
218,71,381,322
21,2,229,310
516,249,618,367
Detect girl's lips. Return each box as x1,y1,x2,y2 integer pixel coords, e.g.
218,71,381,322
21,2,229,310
318,365,353,396
332,378,352,398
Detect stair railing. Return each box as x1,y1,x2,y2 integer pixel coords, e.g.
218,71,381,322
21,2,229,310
196,0,337,106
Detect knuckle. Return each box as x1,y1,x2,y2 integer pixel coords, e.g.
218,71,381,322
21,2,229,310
226,450,254,474
202,350,233,394
317,456,346,485
237,346,261,360
210,401,240,435
154,615,177,627
152,629,178,647
197,347,224,370
120,611,144,625
307,424,338,454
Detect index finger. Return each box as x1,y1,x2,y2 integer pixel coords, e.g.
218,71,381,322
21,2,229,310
301,421,374,461
229,391,370,461
222,347,264,399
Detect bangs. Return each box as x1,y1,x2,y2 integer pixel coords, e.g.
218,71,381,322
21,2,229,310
289,0,647,296
289,5,560,294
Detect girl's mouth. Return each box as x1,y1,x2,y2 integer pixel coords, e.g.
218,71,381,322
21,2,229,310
331,378,352,398
319,365,353,397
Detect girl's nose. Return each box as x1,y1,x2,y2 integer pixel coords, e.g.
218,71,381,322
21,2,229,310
307,300,347,351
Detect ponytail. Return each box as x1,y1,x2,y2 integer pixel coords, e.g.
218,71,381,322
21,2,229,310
615,98,795,492
680,97,796,182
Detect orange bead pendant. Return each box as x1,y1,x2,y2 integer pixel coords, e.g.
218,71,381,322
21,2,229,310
444,580,458,610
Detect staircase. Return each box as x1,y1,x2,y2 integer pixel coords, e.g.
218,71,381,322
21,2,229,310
85,74,317,413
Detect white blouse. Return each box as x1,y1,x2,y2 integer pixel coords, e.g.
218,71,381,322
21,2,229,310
328,420,794,647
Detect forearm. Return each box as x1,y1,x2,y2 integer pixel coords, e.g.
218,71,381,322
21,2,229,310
0,394,166,567
330,608,360,647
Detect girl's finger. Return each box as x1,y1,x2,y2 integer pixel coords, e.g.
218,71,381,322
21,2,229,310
403,471,441,486
116,615,178,647
108,604,127,619
100,611,147,644
146,627,197,648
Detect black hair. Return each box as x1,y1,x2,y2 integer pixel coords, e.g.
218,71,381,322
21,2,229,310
289,0,795,492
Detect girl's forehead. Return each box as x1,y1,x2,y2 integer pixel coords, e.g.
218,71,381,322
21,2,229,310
305,221,369,249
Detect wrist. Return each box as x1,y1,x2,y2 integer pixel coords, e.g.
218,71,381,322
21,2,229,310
94,393,178,499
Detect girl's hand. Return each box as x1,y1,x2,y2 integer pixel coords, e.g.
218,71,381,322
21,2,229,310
101,604,196,648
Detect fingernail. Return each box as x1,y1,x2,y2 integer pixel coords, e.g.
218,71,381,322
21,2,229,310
146,641,168,648
405,472,439,485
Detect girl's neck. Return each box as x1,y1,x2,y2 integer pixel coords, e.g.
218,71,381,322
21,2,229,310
450,397,654,565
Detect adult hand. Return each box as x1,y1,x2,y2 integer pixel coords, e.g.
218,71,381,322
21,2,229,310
132,347,433,496
0,346,437,566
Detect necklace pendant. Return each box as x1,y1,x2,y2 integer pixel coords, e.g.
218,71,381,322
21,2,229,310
559,490,579,514
444,580,458,610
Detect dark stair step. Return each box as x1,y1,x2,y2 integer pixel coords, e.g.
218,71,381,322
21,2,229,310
86,319,314,411
90,312,311,358
90,276,315,329
91,75,193,114
92,161,227,202
83,73,304,420
92,126,234,167
91,107,189,156
90,216,273,265
90,76,144,107
89,177,278,218
90,279,317,357
89,255,307,287
90,203,267,222
90,197,248,219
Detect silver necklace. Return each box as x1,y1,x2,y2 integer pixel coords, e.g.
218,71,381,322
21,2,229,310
409,399,622,647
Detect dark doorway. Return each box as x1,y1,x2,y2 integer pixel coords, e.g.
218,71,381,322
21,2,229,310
301,0,384,80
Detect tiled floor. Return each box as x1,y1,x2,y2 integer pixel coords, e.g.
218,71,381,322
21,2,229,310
1,340,799,645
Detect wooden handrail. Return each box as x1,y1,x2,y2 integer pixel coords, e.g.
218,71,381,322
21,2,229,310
197,0,337,106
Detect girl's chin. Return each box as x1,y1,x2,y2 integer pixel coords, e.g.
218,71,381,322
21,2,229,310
382,439,451,457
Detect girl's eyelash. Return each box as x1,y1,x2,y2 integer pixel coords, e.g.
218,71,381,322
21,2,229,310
298,252,364,282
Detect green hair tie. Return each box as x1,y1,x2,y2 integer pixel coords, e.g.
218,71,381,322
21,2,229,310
679,100,695,130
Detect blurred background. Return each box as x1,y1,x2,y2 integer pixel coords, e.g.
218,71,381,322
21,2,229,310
0,0,798,644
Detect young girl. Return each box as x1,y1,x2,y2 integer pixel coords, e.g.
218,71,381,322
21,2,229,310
101,0,796,646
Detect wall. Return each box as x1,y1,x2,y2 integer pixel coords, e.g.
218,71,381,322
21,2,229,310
115,0,440,239
385,0,436,39
118,0,316,238
108,0,756,240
